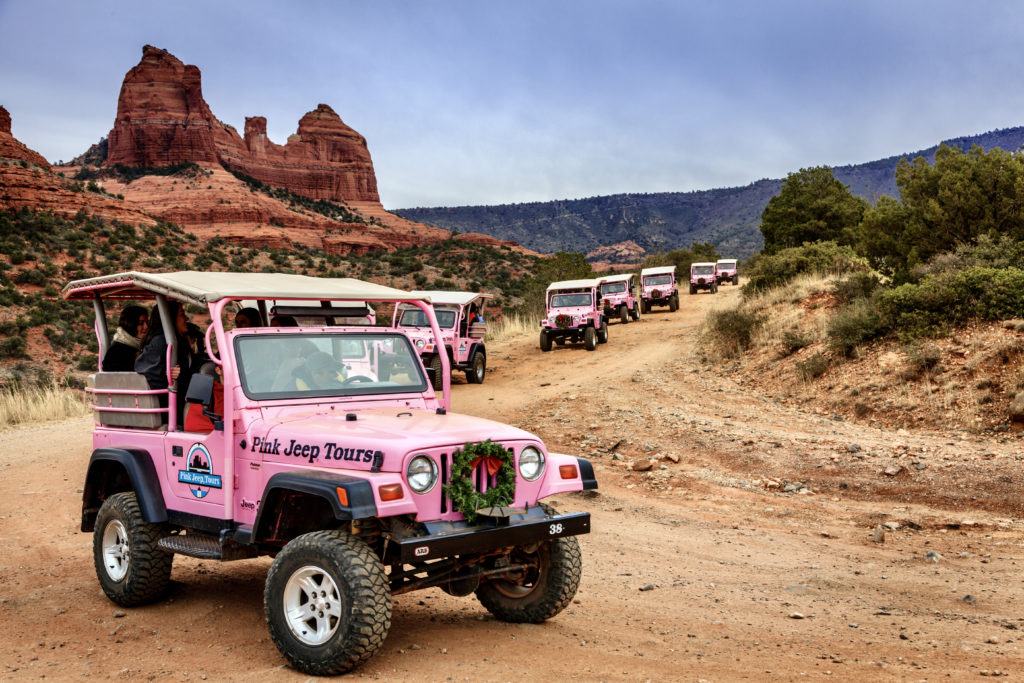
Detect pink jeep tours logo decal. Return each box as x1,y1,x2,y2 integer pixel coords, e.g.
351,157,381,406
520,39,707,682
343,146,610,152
178,443,222,499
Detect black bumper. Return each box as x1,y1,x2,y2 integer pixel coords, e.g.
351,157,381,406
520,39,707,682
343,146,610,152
391,510,591,564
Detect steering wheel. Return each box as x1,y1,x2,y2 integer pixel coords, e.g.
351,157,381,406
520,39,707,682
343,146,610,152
342,375,374,385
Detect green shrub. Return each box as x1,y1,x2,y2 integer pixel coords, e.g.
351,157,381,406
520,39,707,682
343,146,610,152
743,241,869,296
832,272,880,304
704,308,762,358
780,328,813,356
827,298,882,356
899,342,942,381
0,335,28,358
795,353,829,380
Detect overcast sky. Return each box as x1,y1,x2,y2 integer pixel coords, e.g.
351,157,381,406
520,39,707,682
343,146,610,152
2,1,1024,209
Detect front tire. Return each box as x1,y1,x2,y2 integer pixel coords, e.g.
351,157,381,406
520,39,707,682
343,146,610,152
619,305,629,324
465,350,486,384
597,320,609,344
475,533,582,623
265,531,391,676
640,299,649,314
584,326,597,351
630,303,640,321
669,296,678,312
429,354,444,390
539,329,552,352
93,492,173,607
689,284,697,295
733,274,739,286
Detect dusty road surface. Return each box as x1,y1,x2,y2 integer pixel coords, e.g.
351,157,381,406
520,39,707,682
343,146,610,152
2,287,1022,681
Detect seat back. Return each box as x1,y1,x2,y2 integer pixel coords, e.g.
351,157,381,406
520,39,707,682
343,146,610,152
88,372,164,429
468,322,487,339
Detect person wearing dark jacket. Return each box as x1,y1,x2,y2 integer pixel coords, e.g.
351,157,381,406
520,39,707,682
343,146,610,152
101,305,149,372
135,301,207,426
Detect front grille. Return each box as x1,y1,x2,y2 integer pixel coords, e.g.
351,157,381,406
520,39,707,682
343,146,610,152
438,447,514,514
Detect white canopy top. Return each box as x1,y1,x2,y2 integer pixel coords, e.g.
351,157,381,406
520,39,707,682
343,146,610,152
716,259,737,265
640,266,676,277
598,273,635,285
62,271,429,305
408,290,490,306
691,262,717,268
546,278,601,291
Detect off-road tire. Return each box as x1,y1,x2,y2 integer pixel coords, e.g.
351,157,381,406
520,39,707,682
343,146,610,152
539,329,552,352
265,530,391,676
429,354,444,390
630,303,640,321
475,505,582,623
465,349,486,384
584,326,597,351
733,275,739,286
641,299,649,314
689,284,697,295
619,305,629,324
93,492,173,607
597,321,609,344
669,296,678,312
712,283,718,294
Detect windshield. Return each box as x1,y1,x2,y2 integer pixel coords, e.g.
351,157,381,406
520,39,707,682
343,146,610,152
717,261,736,269
692,266,714,275
235,332,428,399
398,307,456,329
644,275,672,287
550,292,592,307
600,282,627,295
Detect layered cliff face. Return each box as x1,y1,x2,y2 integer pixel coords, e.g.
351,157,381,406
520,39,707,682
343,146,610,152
106,46,379,203
0,106,51,168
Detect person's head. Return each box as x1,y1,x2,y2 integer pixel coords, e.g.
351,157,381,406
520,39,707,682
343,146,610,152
118,305,149,339
306,351,344,387
271,315,298,327
141,300,185,347
235,307,262,329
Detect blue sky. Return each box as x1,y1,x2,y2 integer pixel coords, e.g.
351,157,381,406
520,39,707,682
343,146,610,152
2,1,1024,209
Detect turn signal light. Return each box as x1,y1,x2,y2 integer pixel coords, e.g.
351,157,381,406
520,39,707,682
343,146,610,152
335,487,349,507
379,484,404,501
558,464,578,480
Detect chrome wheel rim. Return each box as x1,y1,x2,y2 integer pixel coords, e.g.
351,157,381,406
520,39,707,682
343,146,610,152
101,519,130,582
283,565,342,646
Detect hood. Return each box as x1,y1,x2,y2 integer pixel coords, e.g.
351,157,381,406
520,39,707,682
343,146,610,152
248,407,535,467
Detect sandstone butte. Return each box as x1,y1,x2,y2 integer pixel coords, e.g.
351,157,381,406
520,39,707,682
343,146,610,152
1,45,529,256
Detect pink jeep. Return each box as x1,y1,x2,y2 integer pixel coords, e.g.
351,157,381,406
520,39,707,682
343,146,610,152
598,273,641,324
64,271,595,676
540,278,608,351
715,259,739,286
393,290,490,390
639,266,679,313
689,262,719,294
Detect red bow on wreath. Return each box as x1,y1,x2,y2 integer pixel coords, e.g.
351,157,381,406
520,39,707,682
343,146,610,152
468,454,504,476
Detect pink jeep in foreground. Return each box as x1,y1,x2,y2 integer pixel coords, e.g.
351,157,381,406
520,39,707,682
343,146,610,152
715,259,739,286
64,271,595,676
540,278,608,351
394,290,490,390
690,261,719,294
598,273,640,324
639,266,679,313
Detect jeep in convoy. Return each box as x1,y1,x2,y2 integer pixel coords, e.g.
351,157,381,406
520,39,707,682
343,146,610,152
65,271,596,676
539,278,608,351
639,266,679,313
394,290,490,390
715,259,739,286
690,262,718,294
598,273,640,324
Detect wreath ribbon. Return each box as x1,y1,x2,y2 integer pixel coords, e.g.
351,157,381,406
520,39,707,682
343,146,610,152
468,455,504,477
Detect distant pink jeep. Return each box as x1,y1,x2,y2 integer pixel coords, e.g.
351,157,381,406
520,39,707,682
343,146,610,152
689,262,719,294
640,266,679,313
540,278,608,351
393,290,490,390
598,273,641,324
715,259,739,286
65,271,595,676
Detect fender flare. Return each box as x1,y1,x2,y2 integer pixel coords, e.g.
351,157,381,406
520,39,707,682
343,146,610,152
82,447,167,531
466,342,486,360
576,457,598,490
253,471,378,540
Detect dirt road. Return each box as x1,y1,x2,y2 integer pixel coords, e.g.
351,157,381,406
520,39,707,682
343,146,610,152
2,287,1022,680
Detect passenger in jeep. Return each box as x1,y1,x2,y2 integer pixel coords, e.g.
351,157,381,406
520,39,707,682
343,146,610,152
135,301,207,425
295,351,346,390
101,305,149,372
234,307,263,328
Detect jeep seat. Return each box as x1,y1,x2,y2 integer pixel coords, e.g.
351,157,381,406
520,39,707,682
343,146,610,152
88,372,165,429
468,322,486,339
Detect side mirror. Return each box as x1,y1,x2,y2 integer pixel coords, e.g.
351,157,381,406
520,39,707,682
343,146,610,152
185,373,214,406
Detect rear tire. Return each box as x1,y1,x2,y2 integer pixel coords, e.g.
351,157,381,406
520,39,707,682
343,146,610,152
668,296,678,312
597,320,609,344
429,354,444,390
619,305,629,324
630,304,639,321
733,275,739,286
640,299,649,314
539,329,552,352
265,530,391,676
584,326,597,351
93,492,173,607
465,350,485,384
689,284,697,295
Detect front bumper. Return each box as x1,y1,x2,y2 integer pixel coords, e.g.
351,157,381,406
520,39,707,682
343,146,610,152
389,509,591,564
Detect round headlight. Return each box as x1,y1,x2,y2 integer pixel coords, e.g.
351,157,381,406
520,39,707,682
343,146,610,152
415,338,425,349
518,446,545,481
407,455,438,494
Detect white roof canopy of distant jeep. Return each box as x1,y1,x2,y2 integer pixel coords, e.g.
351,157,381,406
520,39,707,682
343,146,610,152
547,279,601,291
62,271,430,305
407,291,491,306
640,266,676,277
598,273,635,285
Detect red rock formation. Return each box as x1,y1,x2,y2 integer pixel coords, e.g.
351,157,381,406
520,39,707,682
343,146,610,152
0,106,50,168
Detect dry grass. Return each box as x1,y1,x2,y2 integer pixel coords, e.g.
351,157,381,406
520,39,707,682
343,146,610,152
486,313,538,344
0,382,90,431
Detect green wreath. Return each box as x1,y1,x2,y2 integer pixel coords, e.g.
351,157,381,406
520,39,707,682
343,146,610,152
442,440,516,523
555,313,571,330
